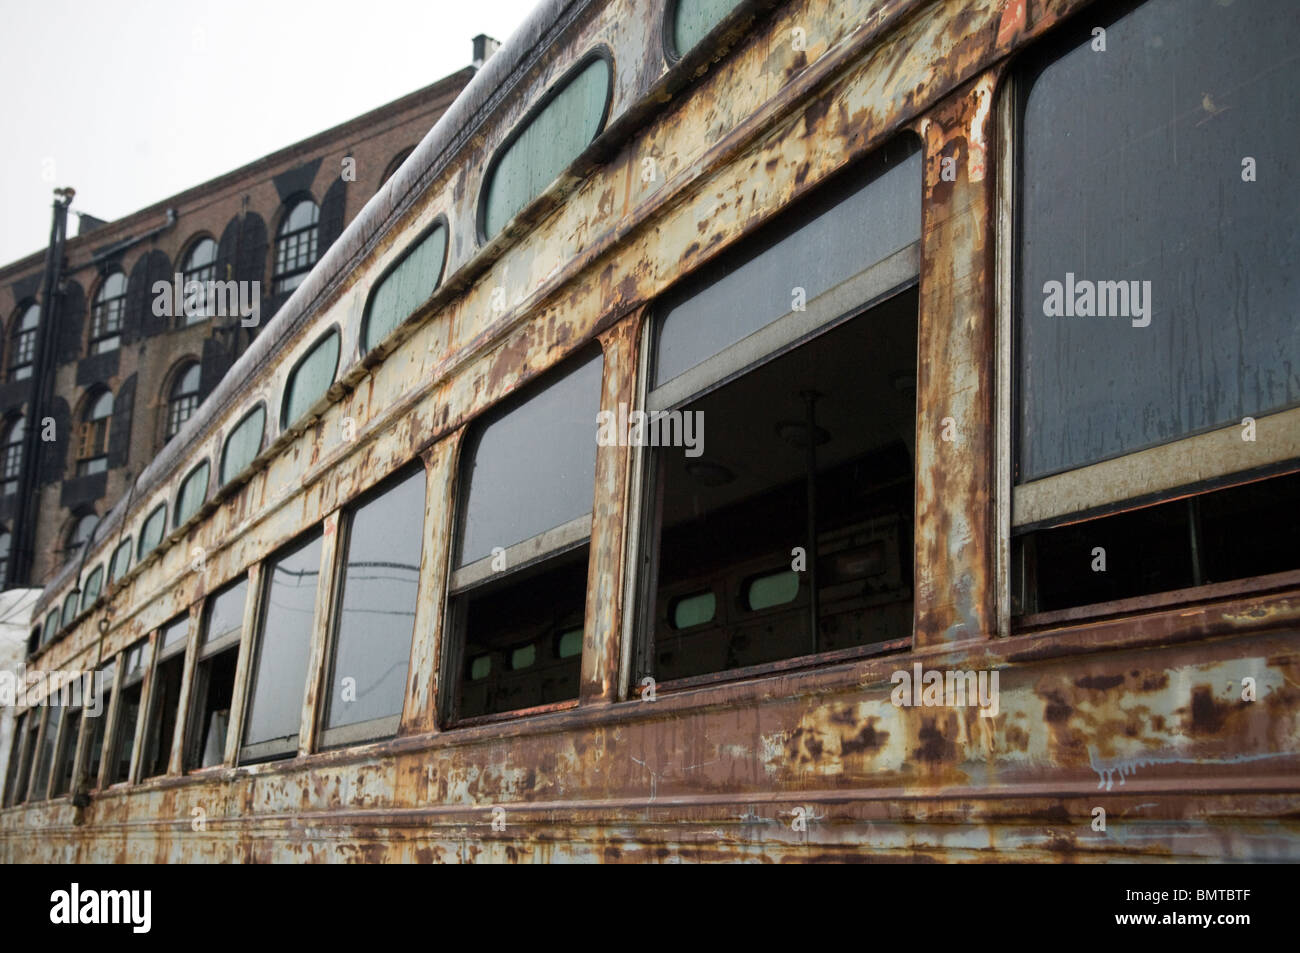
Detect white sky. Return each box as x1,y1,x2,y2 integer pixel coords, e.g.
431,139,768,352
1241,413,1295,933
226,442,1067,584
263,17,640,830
0,0,541,265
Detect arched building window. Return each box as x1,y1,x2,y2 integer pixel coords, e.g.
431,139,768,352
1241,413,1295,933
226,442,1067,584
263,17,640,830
65,512,98,560
272,198,319,295
166,362,201,440
90,271,127,354
9,303,39,380
76,389,113,476
1,416,24,496
378,148,414,193
181,237,218,325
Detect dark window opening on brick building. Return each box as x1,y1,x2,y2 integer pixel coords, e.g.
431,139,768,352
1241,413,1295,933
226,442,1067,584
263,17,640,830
180,237,218,326
75,390,113,476
9,303,38,381
2,416,24,496
273,199,319,294
90,271,126,354
167,362,200,441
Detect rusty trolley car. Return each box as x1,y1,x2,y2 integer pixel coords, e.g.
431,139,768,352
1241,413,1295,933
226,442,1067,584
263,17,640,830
3,0,1298,862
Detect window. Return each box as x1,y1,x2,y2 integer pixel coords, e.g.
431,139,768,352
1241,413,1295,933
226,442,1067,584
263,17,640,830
2,416,24,495
66,512,99,560
107,641,147,785
9,303,39,380
220,404,265,485
110,538,132,584
0,530,9,587
2,712,29,806
180,237,218,325
80,564,104,613
50,705,83,798
281,329,339,428
90,271,126,354
479,51,612,241
61,590,79,628
273,198,319,294
84,660,116,788
166,362,201,440
321,466,426,746
9,709,41,804
241,532,323,762
174,460,210,528
637,139,921,686
185,578,246,771
138,504,167,561
75,389,113,476
666,0,743,60
42,608,59,647
446,349,603,722
28,702,61,802
362,221,448,353
141,615,189,778
1011,0,1300,617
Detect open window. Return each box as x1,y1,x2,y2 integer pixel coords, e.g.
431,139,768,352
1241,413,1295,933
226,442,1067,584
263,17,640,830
185,578,246,771
320,466,425,747
140,615,189,778
50,703,83,798
107,642,147,785
9,709,41,804
83,659,115,789
240,532,322,763
635,137,921,687
1010,0,1300,622
2,711,30,806
444,348,603,723
27,703,61,802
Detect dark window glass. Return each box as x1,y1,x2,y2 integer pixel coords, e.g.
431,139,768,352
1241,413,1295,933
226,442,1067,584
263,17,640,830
51,708,82,798
456,350,602,567
323,467,425,742
7,711,40,804
185,579,246,771
2,416,25,495
1017,0,1300,481
480,54,611,240
0,531,10,588
362,223,448,353
3,712,29,806
9,303,39,380
655,139,921,388
61,591,79,628
108,643,147,785
80,564,104,613
457,547,588,720
220,405,265,485
84,660,115,787
141,617,188,778
42,609,59,646
646,290,916,683
29,703,62,801
282,330,339,428
273,199,319,294
167,363,201,439
66,512,99,561
242,533,322,760
90,271,126,354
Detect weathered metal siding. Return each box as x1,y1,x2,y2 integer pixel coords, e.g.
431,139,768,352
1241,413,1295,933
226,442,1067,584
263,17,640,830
4,0,1298,862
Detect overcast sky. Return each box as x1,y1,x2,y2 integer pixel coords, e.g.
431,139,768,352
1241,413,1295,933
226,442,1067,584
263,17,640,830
0,0,540,265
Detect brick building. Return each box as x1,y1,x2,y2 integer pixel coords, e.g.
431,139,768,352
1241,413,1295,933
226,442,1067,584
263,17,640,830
0,43,490,593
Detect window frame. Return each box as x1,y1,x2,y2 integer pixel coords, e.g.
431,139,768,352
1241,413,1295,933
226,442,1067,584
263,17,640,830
1,414,25,496
75,388,114,476
8,302,39,381
174,459,211,529
359,216,450,355
137,503,168,561
89,270,127,355
661,0,751,65
280,327,341,429
165,360,202,441
220,403,267,486
272,196,321,295
184,574,249,773
179,235,219,326
475,46,615,245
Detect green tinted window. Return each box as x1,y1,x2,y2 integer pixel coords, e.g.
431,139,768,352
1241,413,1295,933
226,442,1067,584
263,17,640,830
43,609,59,644
221,405,266,485
470,655,491,681
481,55,611,240
556,628,582,659
671,0,742,57
175,461,210,528
510,644,537,670
80,565,104,613
138,504,167,560
110,539,132,583
672,590,716,629
363,224,448,353
282,330,340,428
746,570,800,611
61,592,78,627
